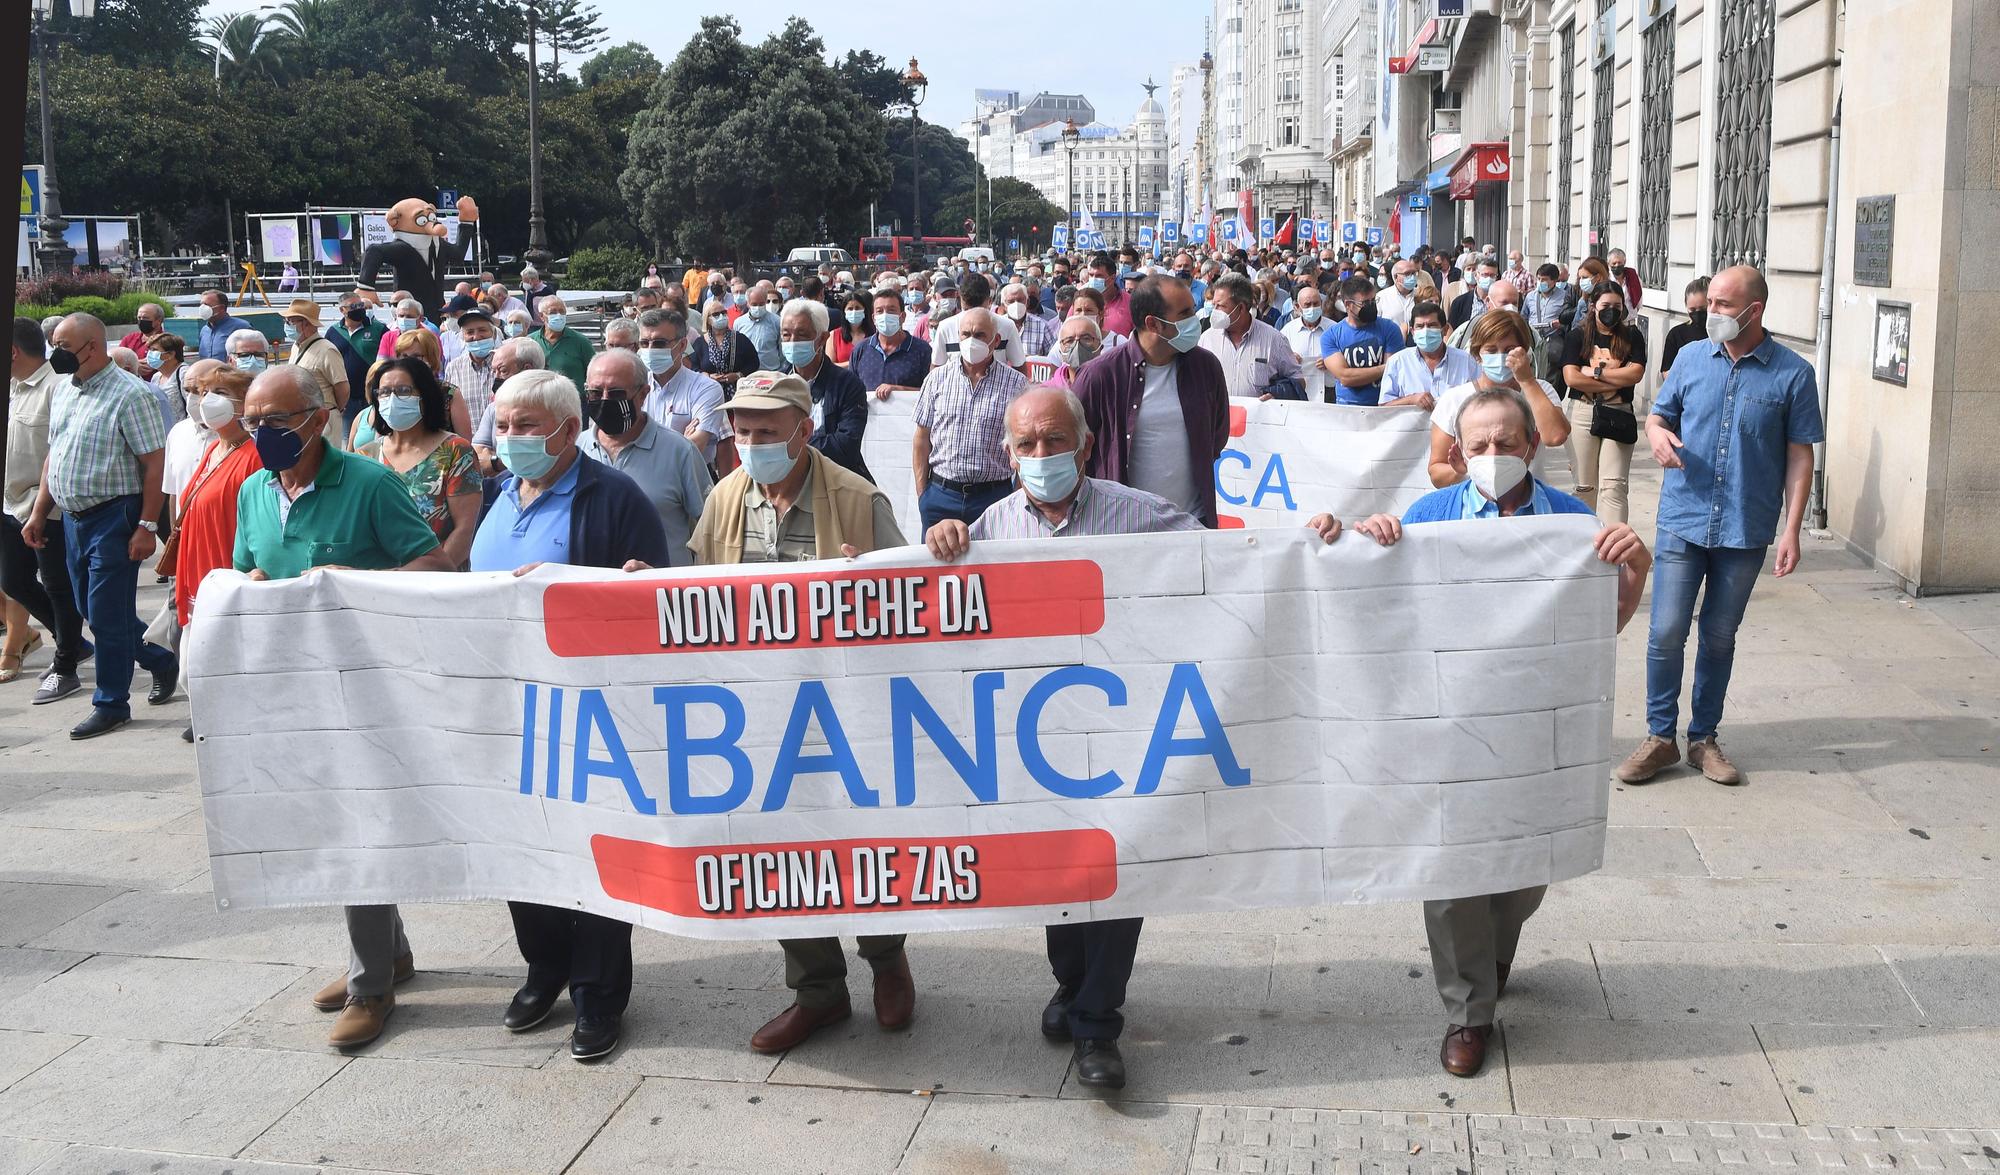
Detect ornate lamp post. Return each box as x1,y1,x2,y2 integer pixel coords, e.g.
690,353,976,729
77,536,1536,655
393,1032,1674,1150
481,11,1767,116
904,58,928,259
522,1,552,271
1061,118,1081,251
29,0,96,274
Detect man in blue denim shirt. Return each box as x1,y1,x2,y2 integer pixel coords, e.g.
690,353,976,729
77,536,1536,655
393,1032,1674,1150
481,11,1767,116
1617,266,1824,787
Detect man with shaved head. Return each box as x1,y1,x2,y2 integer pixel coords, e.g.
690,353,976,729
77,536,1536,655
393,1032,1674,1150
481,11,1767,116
911,305,1028,530
1620,265,1824,789
22,314,177,738
577,348,711,567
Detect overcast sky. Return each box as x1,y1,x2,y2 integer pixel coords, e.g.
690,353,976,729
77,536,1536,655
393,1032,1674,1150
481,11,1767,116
196,2,1212,129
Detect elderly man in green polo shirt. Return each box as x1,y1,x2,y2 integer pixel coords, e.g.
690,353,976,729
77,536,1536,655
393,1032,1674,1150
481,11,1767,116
230,365,454,1050
530,295,594,391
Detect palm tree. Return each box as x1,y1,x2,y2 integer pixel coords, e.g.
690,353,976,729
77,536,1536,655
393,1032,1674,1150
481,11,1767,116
265,0,341,60
202,11,285,88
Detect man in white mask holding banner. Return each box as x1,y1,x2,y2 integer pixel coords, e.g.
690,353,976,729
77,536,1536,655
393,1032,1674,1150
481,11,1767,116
925,385,1344,1091
675,371,918,1056
1356,385,1651,1079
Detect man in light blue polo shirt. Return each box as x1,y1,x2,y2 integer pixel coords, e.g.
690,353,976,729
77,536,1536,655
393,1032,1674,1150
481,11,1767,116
1618,265,1824,788
576,349,710,567
1355,383,1651,1082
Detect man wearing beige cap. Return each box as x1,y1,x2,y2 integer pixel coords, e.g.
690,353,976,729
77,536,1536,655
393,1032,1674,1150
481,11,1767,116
283,299,350,449
672,371,918,1052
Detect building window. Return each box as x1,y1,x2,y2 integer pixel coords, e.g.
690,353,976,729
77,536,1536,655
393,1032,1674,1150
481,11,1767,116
1712,0,1775,270
1637,12,1675,282
1589,0,1615,256
1280,115,1300,146
1280,72,1300,102
1279,26,1299,56
1557,23,1576,262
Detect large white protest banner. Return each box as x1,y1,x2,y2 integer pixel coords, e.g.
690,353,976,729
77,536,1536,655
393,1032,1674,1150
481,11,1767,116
190,522,1615,939
860,395,1436,538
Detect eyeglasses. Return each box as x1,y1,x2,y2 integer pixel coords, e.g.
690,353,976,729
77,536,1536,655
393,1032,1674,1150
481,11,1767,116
637,338,683,350
376,386,420,400
583,385,634,400
241,408,313,430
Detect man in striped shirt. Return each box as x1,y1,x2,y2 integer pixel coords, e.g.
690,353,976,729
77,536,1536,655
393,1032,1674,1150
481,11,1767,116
924,386,1344,1090
911,308,1027,530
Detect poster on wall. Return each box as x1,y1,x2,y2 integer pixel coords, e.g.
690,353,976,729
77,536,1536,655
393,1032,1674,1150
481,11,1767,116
314,214,353,265
61,221,89,265
260,217,302,264
1872,300,1910,387
361,213,391,250
94,220,132,269
17,220,29,270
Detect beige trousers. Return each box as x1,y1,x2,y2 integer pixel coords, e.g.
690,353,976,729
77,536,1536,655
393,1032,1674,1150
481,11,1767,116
1565,397,1634,523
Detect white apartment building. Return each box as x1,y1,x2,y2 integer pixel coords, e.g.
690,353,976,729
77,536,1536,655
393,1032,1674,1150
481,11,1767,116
1210,0,1335,232
960,90,1171,247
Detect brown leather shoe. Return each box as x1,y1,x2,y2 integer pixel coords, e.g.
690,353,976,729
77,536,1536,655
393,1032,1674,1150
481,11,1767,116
328,994,394,1049
750,998,851,1054
1440,1024,1492,1077
1687,738,1743,785
872,953,915,1030
1614,736,1680,784
311,952,416,1011
1496,962,1511,999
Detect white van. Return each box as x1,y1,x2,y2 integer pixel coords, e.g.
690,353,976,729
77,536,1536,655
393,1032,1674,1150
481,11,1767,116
786,245,852,266
956,246,996,263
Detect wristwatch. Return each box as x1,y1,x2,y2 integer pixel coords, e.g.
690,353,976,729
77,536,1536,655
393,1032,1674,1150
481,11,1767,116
138,520,159,534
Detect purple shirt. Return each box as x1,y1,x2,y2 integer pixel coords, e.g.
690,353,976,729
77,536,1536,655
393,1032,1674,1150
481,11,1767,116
1070,339,1231,527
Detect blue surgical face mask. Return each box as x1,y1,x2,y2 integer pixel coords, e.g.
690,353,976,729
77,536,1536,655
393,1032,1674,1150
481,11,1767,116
145,351,165,369
379,393,424,432
902,290,922,306
643,346,676,374
1478,275,1495,291
1301,306,1323,324
1413,327,1444,353
1401,275,1417,292
1016,450,1081,503
1088,277,1107,292
505,322,527,337
781,340,817,367
1537,281,1553,295
234,355,268,373
496,431,561,480
1480,352,1512,382
466,337,497,359
282,323,301,343
734,293,748,306
545,314,568,333
739,425,802,484
844,308,866,326
1577,279,1595,295
1165,313,1203,353
875,312,902,336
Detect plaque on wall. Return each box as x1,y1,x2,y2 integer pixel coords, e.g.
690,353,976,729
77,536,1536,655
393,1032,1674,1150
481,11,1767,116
1873,300,1911,387
1854,195,1895,287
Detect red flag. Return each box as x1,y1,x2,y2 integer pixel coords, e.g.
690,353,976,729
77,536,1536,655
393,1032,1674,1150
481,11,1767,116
1388,202,1403,245
1276,214,1297,246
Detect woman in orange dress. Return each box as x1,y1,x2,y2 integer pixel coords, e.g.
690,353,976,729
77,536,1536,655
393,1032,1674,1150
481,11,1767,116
170,365,262,742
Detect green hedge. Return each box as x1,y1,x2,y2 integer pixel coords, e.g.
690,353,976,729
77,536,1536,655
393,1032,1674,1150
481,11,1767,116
16,292,157,326
564,245,649,293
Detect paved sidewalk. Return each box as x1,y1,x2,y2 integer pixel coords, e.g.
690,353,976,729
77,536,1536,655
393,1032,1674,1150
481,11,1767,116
1,459,1996,1174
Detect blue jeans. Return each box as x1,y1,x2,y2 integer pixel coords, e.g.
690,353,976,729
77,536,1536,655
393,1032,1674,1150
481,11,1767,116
64,494,175,718
918,478,1013,533
1645,530,1766,742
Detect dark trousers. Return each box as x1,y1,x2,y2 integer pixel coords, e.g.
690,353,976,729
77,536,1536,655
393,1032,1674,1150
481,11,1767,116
1046,917,1144,1041
918,477,1013,532
507,901,633,1018
63,495,173,718
780,935,907,1011
0,511,87,675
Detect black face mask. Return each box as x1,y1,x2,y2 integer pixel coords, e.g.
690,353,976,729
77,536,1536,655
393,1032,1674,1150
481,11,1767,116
137,319,158,333
345,307,369,321
589,395,636,436
1597,306,1625,329
48,346,81,375
1353,302,1379,326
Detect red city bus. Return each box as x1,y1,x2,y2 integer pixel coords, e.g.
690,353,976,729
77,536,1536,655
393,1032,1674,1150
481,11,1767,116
858,235,973,264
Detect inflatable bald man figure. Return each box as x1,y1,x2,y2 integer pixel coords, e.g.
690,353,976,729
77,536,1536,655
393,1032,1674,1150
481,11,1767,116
355,195,480,320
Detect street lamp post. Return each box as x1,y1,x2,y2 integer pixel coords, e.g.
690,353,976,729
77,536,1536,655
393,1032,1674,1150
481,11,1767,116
523,0,551,271
29,0,95,274
1061,118,1080,253
905,58,928,261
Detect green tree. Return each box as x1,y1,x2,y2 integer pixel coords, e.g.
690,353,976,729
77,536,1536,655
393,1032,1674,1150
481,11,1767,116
266,0,343,61
41,0,203,70
578,41,661,88
621,17,889,267
834,50,910,111
873,117,980,243
537,0,606,77
202,11,287,87
934,177,1068,255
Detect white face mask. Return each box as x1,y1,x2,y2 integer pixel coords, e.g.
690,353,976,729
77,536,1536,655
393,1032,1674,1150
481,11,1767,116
1705,305,1748,344
959,337,992,367
198,391,236,429
1005,302,1027,320
1466,454,1530,501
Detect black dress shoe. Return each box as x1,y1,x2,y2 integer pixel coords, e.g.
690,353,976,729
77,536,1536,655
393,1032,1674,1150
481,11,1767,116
1072,1039,1126,1090
147,658,180,705
503,985,562,1032
570,1013,621,1061
70,710,129,740
1041,986,1077,1041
